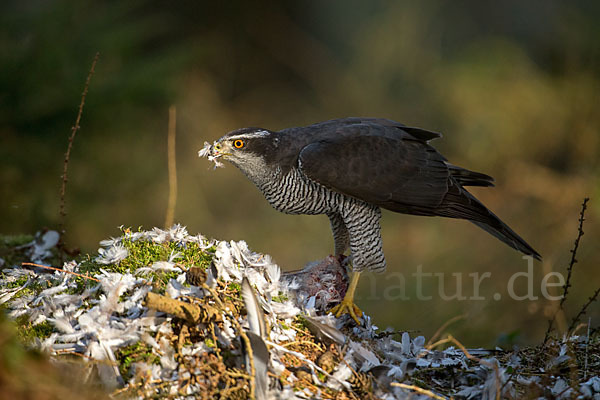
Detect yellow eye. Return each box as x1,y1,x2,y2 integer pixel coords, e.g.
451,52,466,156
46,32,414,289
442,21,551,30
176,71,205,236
233,139,245,149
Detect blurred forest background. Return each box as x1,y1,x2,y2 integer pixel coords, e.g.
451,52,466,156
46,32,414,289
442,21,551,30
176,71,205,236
2,0,599,346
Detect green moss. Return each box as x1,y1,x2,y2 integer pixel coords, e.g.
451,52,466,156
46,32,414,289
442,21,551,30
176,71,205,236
15,316,54,344
77,255,104,277
1,234,35,247
294,315,309,330
6,279,49,301
228,282,241,293
116,341,160,379
94,228,214,284
272,291,289,303
115,227,213,272
225,282,242,301
49,228,218,295
4,275,30,289
0,234,35,269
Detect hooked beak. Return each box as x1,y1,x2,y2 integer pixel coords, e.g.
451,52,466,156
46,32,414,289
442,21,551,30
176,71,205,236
212,142,230,157
198,140,226,168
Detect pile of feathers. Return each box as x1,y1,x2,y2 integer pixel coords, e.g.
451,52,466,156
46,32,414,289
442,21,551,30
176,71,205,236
1,225,598,399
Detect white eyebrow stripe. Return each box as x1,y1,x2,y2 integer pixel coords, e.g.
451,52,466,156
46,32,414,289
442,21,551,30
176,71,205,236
227,130,270,140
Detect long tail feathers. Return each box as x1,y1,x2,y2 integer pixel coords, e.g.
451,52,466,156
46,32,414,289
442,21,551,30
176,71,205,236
470,220,541,260
437,179,541,260
447,164,495,187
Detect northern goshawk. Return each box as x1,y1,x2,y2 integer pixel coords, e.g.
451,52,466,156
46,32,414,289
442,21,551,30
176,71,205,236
199,117,541,323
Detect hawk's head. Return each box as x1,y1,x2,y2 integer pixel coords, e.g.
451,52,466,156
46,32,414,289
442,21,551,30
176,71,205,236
200,127,281,181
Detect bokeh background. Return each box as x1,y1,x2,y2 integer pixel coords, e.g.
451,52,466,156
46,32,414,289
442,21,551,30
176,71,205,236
2,0,599,346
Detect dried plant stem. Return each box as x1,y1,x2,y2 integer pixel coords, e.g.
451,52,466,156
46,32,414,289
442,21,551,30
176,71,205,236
21,262,100,282
59,52,100,237
390,383,448,400
543,197,589,345
164,105,177,228
426,313,467,349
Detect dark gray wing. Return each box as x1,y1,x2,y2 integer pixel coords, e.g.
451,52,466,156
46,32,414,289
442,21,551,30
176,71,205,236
298,134,450,213
275,118,442,174
297,122,541,260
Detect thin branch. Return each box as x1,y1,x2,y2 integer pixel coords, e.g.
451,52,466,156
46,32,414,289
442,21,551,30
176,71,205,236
164,105,177,228
559,197,589,310
543,197,589,345
426,313,467,349
567,288,600,335
21,262,99,282
59,52,100,235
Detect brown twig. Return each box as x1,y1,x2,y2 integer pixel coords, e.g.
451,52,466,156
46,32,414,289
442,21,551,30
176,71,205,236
567,288,600,335
164,105,177,229
426,313,467,349
59,52,100,237
543,197,589,345
21,262,100,282
390,382,448,400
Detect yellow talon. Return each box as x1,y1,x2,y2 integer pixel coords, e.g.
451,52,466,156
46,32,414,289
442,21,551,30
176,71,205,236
330,271,363,325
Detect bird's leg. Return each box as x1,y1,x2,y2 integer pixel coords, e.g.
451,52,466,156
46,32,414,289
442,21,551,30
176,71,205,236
330,271,363,324
327,212,350,256
329,203,384,325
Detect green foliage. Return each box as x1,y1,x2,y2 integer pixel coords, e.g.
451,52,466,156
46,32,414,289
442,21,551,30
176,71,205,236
15,316,54,344
116,227,214,274
4,275,29,289
115,341,160,380
272,291,289,303
294,315,309,331
227,282,241,293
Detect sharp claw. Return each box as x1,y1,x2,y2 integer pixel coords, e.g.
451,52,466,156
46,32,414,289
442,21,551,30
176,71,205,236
330,302,363,325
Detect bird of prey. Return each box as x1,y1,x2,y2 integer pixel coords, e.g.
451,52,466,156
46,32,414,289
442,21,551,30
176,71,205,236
199,117,541,323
